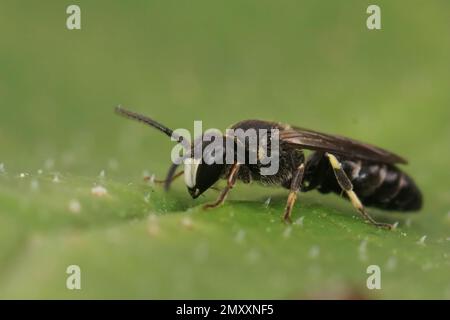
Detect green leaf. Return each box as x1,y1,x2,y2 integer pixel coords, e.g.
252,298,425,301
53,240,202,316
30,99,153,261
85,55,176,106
1,0,449,299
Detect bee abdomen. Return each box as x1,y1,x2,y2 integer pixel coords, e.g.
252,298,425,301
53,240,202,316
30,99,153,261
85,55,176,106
342,160,422,211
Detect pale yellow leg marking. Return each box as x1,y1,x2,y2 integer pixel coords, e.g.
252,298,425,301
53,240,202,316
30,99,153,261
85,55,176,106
287,192,297,203
325,153,392,230
327,153,342,170
283,192,298,222
326,153,364,211
347,190,363,211
283,163,305,223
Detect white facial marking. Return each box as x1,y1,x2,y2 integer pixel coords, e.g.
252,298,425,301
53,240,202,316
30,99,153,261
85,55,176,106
184,158,200,188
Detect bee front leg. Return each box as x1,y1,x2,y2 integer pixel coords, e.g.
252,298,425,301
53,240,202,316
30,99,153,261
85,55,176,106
283,163,306,223
325,153,393,230
143,163,183,191
151,171,184,184
203,163,241,209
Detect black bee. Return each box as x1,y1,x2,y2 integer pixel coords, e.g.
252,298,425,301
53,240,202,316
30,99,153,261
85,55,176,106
116,106,422,229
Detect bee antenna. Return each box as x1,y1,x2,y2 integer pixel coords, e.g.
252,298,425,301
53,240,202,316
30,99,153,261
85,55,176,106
115,105,184,143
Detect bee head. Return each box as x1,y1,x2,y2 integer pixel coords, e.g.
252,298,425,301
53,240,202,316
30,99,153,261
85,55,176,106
184,159,225,198
114,106,229,197
184,132,227,198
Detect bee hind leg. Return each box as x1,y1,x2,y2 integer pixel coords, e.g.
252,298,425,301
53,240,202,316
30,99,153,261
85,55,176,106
325,153,393,230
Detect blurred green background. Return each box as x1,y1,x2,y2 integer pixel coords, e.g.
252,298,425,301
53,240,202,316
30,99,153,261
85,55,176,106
0,1,449,299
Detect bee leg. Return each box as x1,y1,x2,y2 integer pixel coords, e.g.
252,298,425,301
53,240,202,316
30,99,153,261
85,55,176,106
152,171,184,184
325,153,393,230
283,163,306,223
162,163,183,191
203,163,241,209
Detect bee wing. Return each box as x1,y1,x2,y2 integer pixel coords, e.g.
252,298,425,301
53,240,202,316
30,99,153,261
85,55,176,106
280,126,407,164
